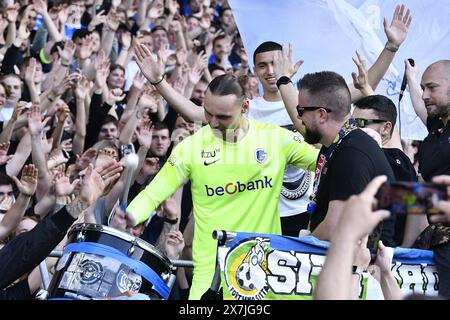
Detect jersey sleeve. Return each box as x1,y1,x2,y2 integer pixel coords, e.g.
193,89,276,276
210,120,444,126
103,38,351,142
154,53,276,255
126,142,191,226
283,129,319,172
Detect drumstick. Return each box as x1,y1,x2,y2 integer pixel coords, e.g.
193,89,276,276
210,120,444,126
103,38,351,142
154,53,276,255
108,153,139,226
121,153,140,211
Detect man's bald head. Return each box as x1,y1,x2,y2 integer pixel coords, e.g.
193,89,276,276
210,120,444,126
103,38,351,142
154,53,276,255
424,60,450,80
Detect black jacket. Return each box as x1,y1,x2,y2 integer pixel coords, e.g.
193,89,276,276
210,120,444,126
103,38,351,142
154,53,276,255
0,207,76,299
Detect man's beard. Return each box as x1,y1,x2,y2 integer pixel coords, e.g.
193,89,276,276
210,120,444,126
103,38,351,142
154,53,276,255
304,127,322,145
428,103,450,120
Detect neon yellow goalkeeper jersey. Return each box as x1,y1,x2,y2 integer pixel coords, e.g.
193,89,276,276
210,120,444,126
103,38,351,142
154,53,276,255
126,119,318,299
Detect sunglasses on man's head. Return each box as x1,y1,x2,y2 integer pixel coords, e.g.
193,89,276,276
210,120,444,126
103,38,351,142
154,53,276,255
296,105,332,117
354,118,388,128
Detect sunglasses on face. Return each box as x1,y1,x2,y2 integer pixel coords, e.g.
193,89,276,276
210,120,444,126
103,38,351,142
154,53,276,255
354,118,388,128
296,105,332,117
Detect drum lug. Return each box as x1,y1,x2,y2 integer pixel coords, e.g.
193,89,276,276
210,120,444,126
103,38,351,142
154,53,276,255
127,240,137,256
161,272,170,282
76,230,86,242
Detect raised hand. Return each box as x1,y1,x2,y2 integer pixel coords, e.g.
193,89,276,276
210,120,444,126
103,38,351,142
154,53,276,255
164,230,185,259
57,40,76,66
112,0,122,9
0,142,12,165
171,74,187,94
147,1,164,19
134,43,165,83
236,46,249,67
351,51,373,96
273,43,304,80
32,0,48,15
188,64,204,85
405,59,420,81
141,157,160,177
135,120,153,149
58,7,68,25
94,148,119,171
175,47,187,67
56,103,70,123
65,161,119,215
172,127,190,147
54,165,79,197
6,4,20,23
132,71,146,91
383,4,412,48
11,102,27,122
169,20,182,34
95,60,110,89
106,9,120,32
24,57,37,85
41,136,54,155
105,88,126,105
0,195,14,212
138,85,161,112
75,148,97,172
78,163,122,206
75,76,90,100
47,147,69,170
27,105,46,136
94,49,107,67
120,31,132,50
88,10,106,31
78,35,94,60
11,164,38,197
167,0,179,16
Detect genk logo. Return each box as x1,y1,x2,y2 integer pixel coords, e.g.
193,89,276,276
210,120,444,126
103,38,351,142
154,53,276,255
255,149,267,163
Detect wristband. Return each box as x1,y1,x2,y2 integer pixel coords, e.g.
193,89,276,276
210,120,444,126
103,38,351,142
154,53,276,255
276,76,292,89
385,42,399,53
39,49,52,65
163,217,178,225
150,75,165,86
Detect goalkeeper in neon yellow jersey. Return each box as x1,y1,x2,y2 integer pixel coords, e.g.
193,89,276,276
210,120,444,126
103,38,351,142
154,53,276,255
126,72,318,299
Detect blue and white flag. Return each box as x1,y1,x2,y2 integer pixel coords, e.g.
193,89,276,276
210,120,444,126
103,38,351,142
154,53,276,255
216,231,438,300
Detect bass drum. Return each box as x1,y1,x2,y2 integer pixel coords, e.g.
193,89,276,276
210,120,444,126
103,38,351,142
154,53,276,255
48,223,173,300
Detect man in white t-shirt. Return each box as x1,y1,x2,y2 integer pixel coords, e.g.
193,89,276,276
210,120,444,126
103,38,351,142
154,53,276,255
250,42,312,236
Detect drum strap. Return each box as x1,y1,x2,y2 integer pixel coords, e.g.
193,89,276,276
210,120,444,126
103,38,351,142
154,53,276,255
64,242,171,299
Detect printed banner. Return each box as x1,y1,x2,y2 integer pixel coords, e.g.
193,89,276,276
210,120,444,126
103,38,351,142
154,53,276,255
216,231,438,300
229,0,450,140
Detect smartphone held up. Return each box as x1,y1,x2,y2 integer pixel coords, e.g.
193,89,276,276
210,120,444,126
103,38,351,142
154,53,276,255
376,181,448,216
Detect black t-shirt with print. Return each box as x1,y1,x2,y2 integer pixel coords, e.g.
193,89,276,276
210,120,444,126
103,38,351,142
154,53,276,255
310,129,397,246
